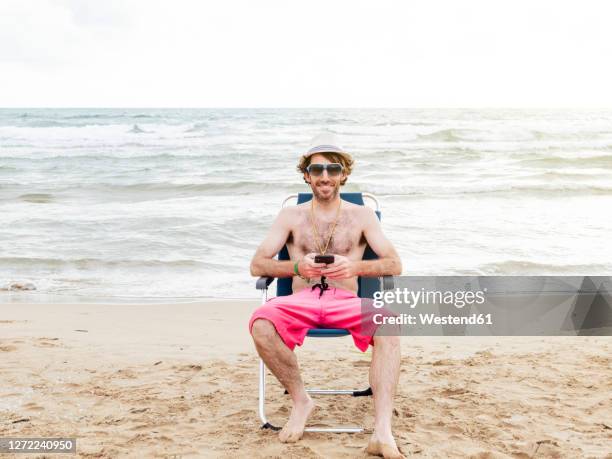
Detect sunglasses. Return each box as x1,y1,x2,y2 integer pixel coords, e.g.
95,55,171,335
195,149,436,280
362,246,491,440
306,163,344,177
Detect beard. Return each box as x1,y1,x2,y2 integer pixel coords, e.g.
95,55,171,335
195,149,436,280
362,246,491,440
311,181,340,202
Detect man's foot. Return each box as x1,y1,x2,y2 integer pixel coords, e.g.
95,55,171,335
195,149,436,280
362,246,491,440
366,431,406,459
278,395,316,443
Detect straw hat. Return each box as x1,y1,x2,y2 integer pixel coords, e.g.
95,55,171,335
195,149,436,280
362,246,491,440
303,132,351,161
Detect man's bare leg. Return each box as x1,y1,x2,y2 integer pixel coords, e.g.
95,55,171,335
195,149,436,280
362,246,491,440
250,318,315,443
366,335,405,459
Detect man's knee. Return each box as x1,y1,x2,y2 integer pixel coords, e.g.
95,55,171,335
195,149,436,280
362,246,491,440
251,318,278,342
374,334,401,349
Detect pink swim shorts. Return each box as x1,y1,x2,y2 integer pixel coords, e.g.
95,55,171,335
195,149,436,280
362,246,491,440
249,286,382,352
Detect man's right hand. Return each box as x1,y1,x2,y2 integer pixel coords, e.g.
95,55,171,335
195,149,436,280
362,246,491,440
298,253,326,278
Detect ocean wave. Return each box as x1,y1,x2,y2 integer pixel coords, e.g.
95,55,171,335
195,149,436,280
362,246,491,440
0,181,300,199
128,124,151,134
362,183,612,197
0,257,217,269
416,129,478,142
530,130,612,141
62,113,126,120
20,120,71,128
478,260,612,275
81,181,299,196
0,150,226,161
359,149,410,160
18,193,54,203
184,122,208,133
1,119,161,130
9,112,159,122
467,184,612,196
519,155,612,168
519,171,610,181
414,128,612,144
259,117,359,127
359,146,485,160
373,121,437,127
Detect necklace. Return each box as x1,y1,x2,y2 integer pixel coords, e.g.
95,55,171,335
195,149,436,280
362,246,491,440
310,198,342,255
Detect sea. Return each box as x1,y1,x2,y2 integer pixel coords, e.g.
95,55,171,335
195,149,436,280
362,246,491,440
1,108,611,301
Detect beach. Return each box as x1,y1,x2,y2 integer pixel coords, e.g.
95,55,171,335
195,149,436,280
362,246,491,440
1,300,610,458
2,108,612,457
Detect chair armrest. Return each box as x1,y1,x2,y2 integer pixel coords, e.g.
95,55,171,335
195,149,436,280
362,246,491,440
256,276,275,290
382,275,394,291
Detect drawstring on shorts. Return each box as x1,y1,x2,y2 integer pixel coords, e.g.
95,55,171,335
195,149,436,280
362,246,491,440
311,276,329,298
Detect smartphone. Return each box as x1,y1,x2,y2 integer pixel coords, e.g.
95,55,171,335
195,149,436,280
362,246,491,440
314,255,335,264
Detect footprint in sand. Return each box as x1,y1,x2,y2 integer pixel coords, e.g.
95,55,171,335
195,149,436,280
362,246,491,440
23,402,44,411
35,337,60,348
475,350,495,358
432,359,455,366
223,409,253,419
171,364,202,372
129,407,149,414
440,387,470,397
116,369,138,379
432,369,452,377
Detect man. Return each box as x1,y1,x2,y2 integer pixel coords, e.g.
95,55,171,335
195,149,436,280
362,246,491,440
249,133,404,459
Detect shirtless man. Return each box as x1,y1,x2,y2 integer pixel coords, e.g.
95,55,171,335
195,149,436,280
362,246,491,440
249,133,404,458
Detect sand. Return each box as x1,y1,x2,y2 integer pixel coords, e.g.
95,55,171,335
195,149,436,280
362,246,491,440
1,300,611,458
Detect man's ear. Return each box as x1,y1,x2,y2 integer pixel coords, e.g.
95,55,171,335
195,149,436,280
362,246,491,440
303,172,311,184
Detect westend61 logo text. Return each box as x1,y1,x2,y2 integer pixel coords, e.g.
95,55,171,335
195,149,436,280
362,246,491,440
373,288,487,309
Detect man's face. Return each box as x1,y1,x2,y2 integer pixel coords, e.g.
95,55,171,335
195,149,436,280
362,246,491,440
304,153,346,202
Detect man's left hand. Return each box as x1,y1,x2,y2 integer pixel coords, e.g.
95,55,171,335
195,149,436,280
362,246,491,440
320,254,356,280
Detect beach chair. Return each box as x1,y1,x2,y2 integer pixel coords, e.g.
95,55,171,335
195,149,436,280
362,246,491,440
255,192,394,433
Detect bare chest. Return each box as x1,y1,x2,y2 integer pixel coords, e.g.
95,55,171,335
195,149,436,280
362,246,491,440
288,209,366,256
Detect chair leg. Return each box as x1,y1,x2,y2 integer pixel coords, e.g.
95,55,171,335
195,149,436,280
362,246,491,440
258,288,281,431
283,387,372,396
352,387,373,397
259,359,281,431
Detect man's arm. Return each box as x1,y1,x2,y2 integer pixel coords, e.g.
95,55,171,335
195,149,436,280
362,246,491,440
322,207,402,279
356,206,402,276
250,208,294,278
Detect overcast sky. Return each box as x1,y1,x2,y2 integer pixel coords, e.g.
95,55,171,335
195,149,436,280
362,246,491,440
1,0,611,107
